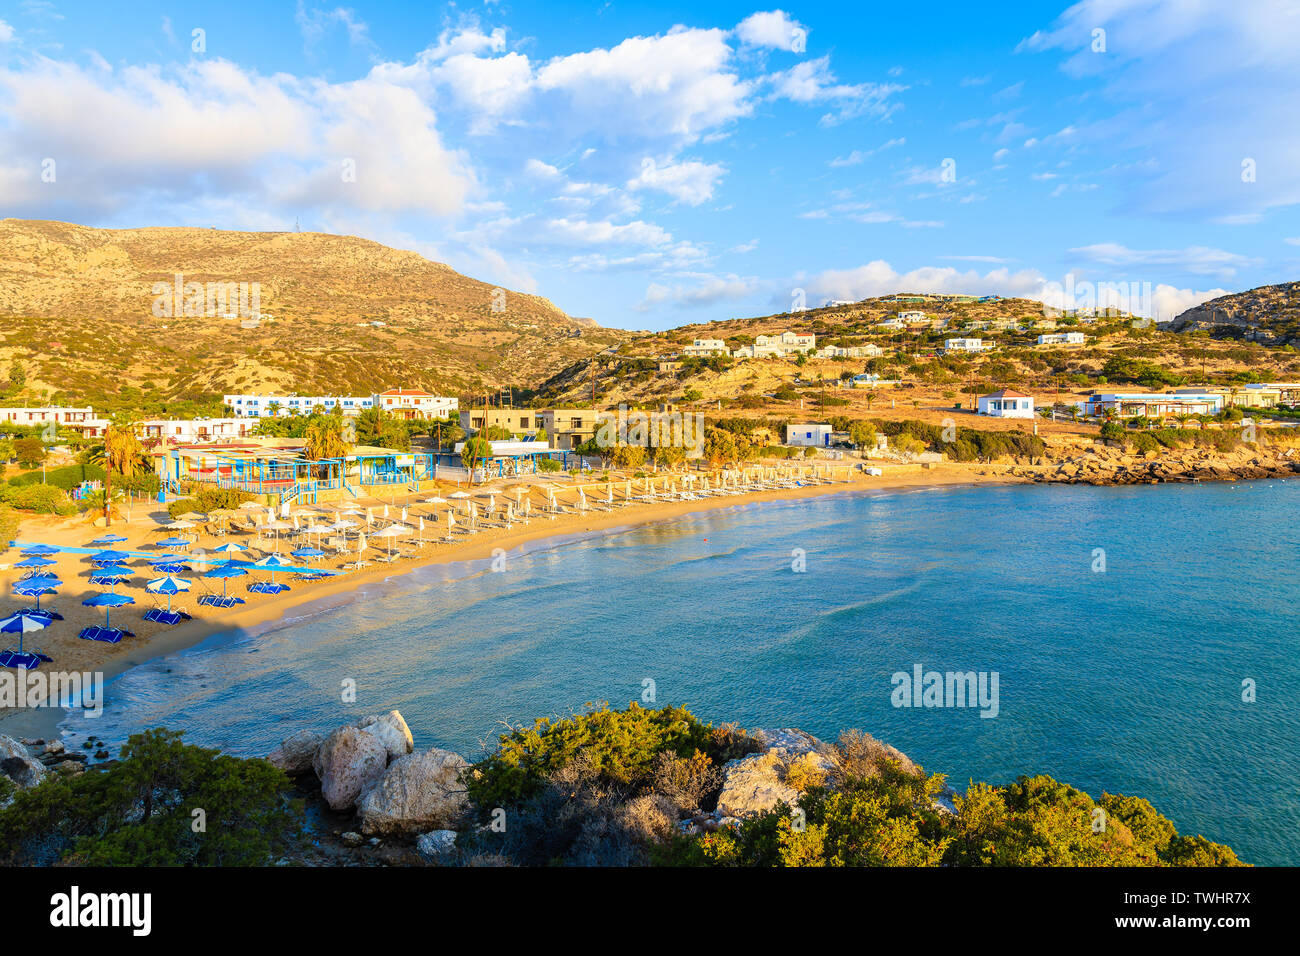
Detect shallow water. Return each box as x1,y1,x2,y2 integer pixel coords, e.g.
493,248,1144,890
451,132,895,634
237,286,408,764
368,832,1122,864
64,480,1300,864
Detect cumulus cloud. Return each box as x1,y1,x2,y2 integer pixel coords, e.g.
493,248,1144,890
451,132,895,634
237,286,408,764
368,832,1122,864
0,56,474,216
796,260,1224,320
735,10,806,51
636,273,760,311
626,156,726,205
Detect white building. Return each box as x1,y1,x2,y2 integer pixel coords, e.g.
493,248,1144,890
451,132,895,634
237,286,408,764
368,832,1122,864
682,338,731,357
223,389,458,420
1037,332,1086,346
898,311,927,322
139,418,253,444
755,331,816,354
223,393,376,418
944,338,991,352
373,388,459,421
814,343,884,360
977,390,1035,419
785,423,833,447
0,406,110,437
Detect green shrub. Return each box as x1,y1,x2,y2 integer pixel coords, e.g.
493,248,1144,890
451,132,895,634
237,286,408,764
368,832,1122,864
0,729,304,866
466,702,754,813
0,482,76,515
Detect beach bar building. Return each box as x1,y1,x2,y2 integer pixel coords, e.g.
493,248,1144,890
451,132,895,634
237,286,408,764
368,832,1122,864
158,439,442,505
1081,392,1225,418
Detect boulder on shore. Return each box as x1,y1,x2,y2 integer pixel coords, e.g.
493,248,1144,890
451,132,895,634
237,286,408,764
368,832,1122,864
357,747,469,837
415,829,458,860
267,730,325,775
313,726,389,811
357,711,414,762
0,735,48,790
716,729,837,818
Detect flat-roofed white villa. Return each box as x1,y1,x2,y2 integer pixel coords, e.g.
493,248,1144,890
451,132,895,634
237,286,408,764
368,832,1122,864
0,406,110,437
977,390,1036,419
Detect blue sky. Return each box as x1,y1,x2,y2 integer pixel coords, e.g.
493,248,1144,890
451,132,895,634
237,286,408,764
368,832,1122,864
1,0,1297,329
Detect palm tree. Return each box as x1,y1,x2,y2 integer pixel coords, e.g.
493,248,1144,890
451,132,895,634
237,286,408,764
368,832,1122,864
303,418,351,484
89,418,145,527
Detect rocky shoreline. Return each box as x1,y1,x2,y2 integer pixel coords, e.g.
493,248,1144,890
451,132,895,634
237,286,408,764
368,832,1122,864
999,444,1300,487
251,712,912,865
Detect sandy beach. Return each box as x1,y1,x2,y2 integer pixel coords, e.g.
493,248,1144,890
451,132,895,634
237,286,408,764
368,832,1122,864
0,459,1010,740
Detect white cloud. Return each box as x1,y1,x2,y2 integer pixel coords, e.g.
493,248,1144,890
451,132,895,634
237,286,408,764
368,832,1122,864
1067,242,1257,278
0,57,474,216
0,19,13,43
767,57,904,124
797,260,1225,320
635,273,759,310
735,10,806,51
829,137,904,167
626,156,726,205
1019,0,1300,221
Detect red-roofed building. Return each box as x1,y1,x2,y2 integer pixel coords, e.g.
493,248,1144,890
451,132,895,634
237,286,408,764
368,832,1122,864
373,388,458,421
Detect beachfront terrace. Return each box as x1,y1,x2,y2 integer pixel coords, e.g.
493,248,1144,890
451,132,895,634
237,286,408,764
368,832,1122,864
158,441,444,504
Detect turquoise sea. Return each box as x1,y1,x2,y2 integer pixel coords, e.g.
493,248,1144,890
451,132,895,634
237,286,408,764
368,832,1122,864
62,481,1300,864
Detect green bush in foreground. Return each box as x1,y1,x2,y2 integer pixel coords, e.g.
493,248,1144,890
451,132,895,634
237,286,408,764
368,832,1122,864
0,729,304,866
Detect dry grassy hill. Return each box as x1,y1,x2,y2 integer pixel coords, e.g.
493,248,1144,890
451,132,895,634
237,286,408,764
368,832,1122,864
0,219,627,414
537,293,1300,417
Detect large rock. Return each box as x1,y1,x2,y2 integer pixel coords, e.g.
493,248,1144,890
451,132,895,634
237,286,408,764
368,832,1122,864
415,830,458,860
267,730,325,775
716,729,838,819
357,711,414,761
357,748,469,837
716,751,799,818
0,734,48,789
313,726,389,811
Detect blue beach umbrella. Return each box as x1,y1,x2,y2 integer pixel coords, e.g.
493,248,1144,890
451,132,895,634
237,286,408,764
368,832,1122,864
89,565,133,589
291,546,325,560
154,536,192,548
204,562,248,598
20,544,59,556
18,574,61,590
0,610,54,669
15,555,57,570
147,552,189,564
90,534,128,545
146,575,192,613
251,553,292,593
82,591,134,628
211,543,247,555
90,549,130,565
13,581,59,615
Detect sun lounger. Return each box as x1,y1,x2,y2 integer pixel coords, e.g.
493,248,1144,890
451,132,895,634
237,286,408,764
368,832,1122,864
247,582,291,595
79,626,132,643
15,606,63,621
143,608,186,626
0,650,47,669
197,595,245,608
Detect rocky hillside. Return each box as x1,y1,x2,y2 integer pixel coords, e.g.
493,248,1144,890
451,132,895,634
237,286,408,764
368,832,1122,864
0,219,628,414
1168,281,1300,344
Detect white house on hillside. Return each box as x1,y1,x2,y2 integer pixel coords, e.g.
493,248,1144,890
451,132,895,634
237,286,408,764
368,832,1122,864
786,423,832,447
977,390,1035,418
945,337,990,353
